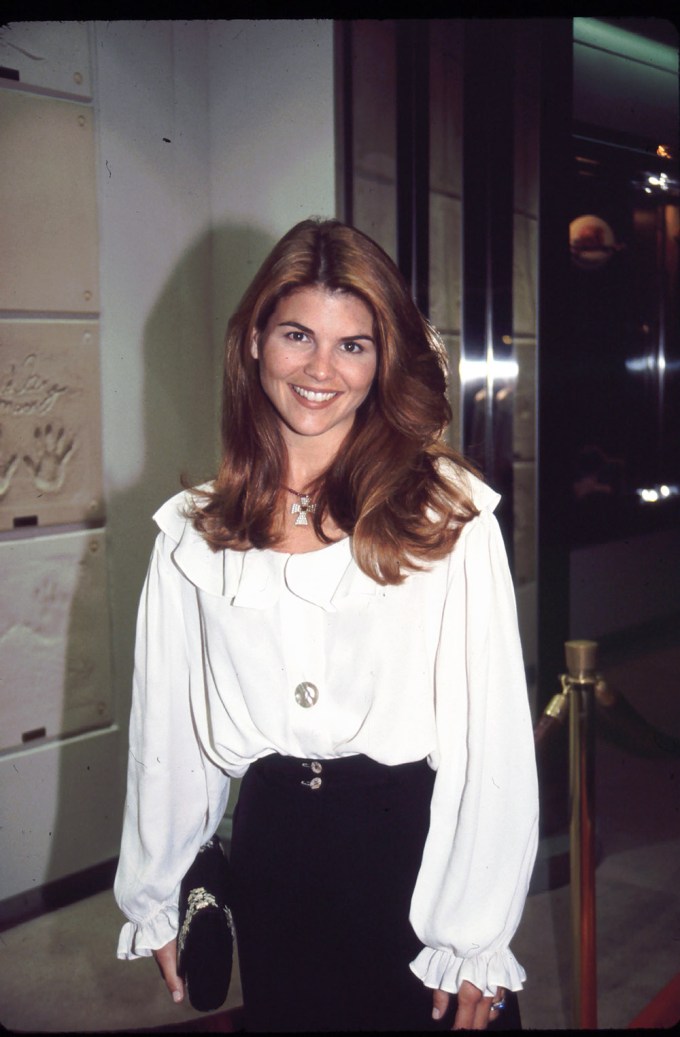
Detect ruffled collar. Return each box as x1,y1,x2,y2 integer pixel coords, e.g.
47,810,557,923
153,491,379,612
152,469,499,612
232,537,380,611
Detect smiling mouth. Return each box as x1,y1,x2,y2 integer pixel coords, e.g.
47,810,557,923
291,384,340,403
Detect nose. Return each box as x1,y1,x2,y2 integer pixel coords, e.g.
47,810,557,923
303,344,335,382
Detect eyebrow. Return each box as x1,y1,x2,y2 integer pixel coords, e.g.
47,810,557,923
277,320,375,342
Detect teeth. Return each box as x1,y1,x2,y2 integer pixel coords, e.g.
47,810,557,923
292,385,338,402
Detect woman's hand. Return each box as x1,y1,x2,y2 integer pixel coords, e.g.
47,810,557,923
152,938,185,1004
432,980,506,1029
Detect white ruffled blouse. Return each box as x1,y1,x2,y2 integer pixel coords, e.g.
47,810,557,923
114,468,539,998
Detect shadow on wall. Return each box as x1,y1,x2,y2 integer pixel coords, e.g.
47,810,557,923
44,223,277,937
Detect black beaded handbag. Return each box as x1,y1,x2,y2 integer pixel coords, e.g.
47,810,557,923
176,835,235,1012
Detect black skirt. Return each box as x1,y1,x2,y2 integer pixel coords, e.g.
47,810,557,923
229,753,520,1033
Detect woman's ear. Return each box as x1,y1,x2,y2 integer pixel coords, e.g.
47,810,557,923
250,331,259,360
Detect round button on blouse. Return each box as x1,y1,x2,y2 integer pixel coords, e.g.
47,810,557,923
294,682,319,708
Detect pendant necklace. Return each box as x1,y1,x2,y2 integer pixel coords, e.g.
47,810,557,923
283,485,316,526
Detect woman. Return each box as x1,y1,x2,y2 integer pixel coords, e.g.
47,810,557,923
115,218,539,1031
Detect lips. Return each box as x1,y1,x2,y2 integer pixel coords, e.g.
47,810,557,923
291,384,340,403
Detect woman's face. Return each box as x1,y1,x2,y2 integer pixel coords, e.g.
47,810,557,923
251,286,377,456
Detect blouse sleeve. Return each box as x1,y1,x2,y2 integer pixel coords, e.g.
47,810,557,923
409,506,539,997
114,530,231,959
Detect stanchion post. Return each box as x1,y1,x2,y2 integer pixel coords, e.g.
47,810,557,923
565,639,598,1030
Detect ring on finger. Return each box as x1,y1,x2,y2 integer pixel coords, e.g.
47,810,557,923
490,997,506,1012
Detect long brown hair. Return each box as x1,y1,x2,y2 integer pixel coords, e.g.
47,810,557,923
190,218,479,584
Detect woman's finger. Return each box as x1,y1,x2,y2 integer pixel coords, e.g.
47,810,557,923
472,994,495,1028
152,938,185,1003
452,979,485,1029
432,987,451,1021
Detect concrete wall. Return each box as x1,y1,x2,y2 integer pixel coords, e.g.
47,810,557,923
0,18,335,903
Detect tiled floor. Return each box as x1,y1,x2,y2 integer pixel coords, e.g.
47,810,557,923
1,625,678,1032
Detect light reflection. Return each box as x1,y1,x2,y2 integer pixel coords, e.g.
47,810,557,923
648,173,669,191
459,358,519,383
626,355,679,374
633,170,680,197
636,484,679,504
626,356,655,373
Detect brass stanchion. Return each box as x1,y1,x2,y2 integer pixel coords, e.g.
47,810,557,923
535,636,680,1025
564,639,598,1030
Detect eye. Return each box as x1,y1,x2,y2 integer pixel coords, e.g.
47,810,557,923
340,340,365,354
286,330,309,343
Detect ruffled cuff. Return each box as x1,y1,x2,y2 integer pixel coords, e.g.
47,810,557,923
410,945,527,998
116,903,180,960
